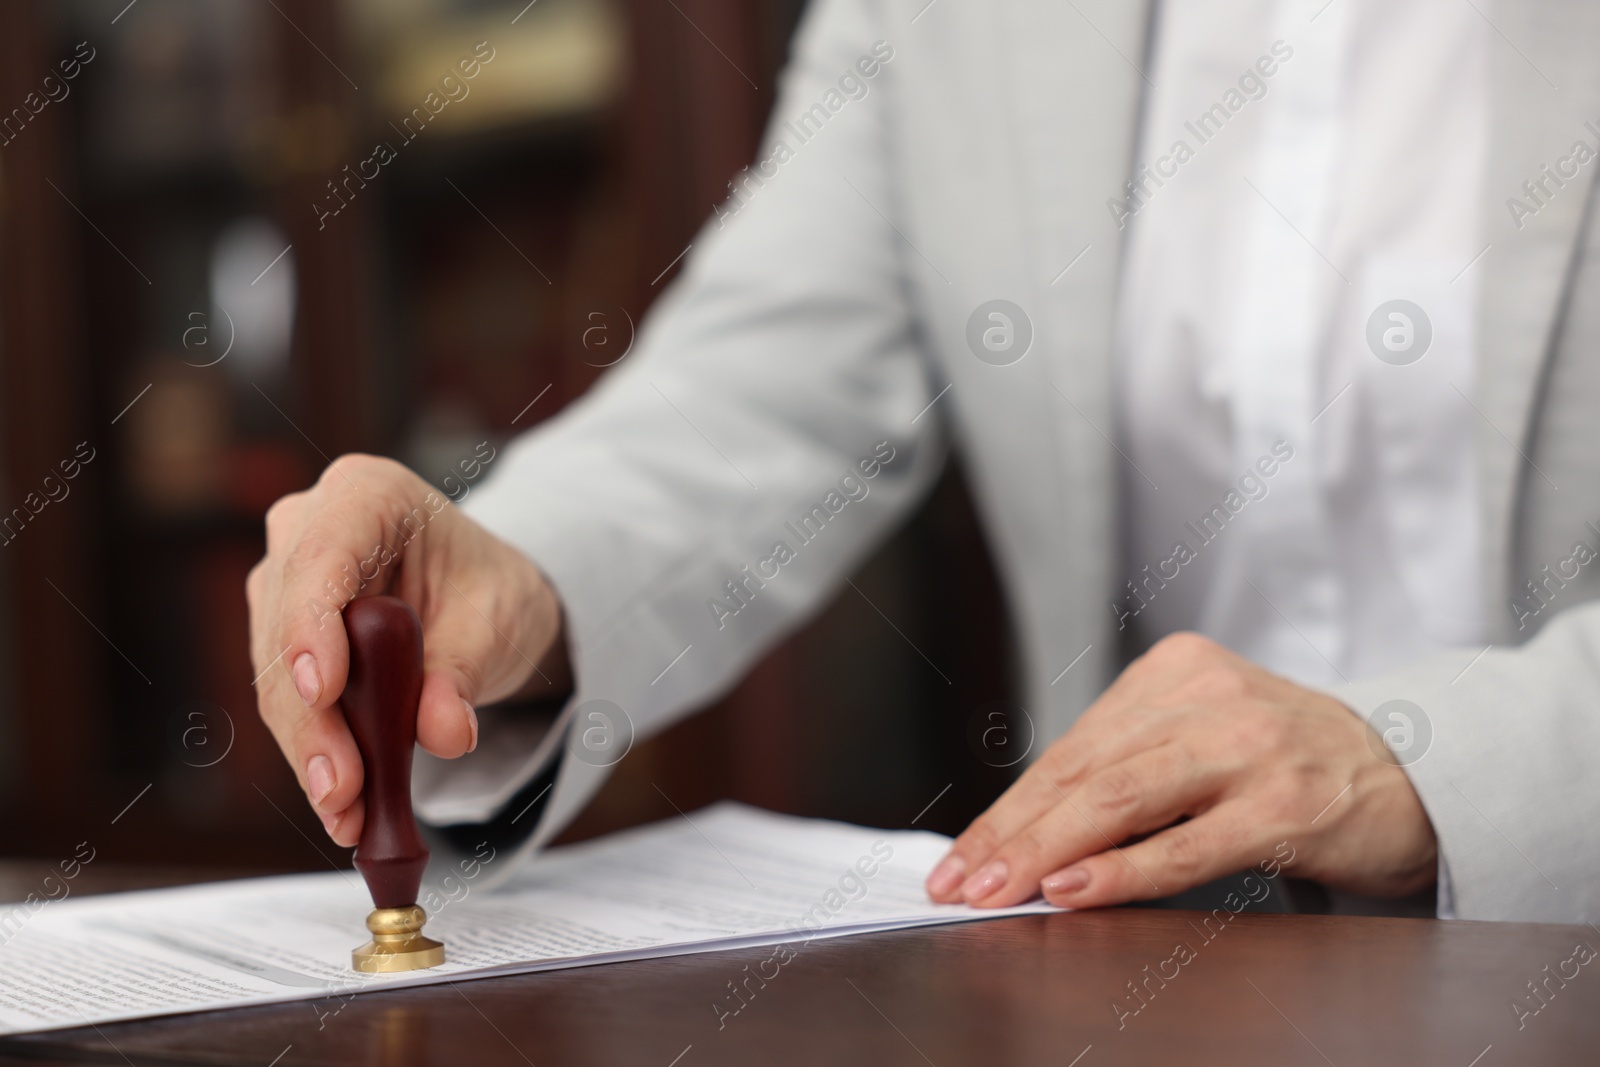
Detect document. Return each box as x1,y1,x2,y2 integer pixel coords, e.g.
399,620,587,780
0,803,1055,1035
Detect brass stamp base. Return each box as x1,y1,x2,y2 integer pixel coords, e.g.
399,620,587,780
352,905,446,973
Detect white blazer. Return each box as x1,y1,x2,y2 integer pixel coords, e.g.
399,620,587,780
432,0,1600,923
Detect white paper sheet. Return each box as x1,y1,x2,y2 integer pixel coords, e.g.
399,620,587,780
0,803,1055,1035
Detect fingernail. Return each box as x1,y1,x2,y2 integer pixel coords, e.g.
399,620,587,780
960,860,1009,903
1043,866,1091,897
320,811,340,839
292,652,322,706
306,754,336,806
464,699,479,753
926,854,966,897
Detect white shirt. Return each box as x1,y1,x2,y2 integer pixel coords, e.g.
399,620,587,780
1115,0,1491,689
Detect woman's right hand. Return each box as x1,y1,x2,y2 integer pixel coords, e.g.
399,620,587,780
246,454,569,846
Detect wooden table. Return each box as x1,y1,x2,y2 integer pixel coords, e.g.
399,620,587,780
0,862,1595,1065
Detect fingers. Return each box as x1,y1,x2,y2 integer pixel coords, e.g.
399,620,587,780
925,710,1175,902
251,508,369,840
924,633,1262,905
323,793,365,849
254,456,443,839
1040,800,1268,909
274,458,429,712
923,633,1413,913
956,745,1222,908
253,666,369,845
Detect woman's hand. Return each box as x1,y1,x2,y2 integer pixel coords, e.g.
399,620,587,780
247,454,568,846
926,633,1437,909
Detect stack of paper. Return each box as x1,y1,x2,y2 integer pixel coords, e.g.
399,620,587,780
0,803,1055,1035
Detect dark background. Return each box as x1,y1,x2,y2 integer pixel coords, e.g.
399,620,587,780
0,0,1016,875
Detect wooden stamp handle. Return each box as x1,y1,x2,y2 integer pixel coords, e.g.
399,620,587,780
343,596,429,910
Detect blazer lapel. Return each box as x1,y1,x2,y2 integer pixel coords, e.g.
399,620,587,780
1477,2,1600,632
993,0,1154,733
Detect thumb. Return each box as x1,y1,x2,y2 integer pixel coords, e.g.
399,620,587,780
414,578,546,758
417,667,479,759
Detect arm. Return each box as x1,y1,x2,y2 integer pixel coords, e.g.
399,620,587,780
250,0,944,854
450,0,942,813
1332,603,1600,922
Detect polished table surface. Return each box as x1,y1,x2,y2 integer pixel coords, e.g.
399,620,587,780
0,861,1596,1066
